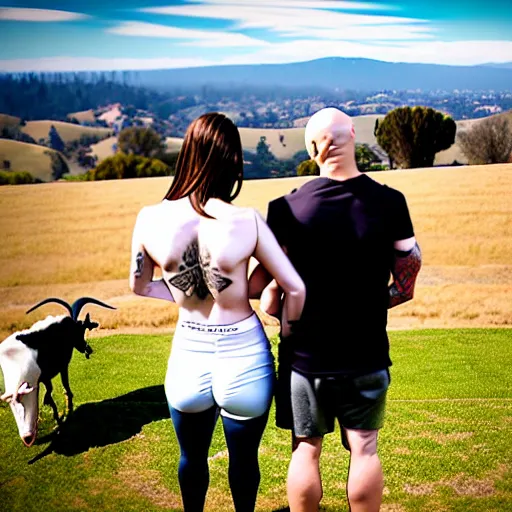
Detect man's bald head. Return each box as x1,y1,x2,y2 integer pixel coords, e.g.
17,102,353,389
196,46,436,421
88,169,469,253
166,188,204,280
305,108,355,160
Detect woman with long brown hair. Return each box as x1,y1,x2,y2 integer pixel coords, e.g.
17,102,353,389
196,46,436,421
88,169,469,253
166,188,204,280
129,112,305,512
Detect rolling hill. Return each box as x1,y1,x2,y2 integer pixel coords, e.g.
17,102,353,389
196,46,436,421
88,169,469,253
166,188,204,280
0,113,21,128
21,121,112,144
0,139,61,182
67,109,96,124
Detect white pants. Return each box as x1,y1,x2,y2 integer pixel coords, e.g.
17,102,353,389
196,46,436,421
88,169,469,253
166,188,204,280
165,313,275,420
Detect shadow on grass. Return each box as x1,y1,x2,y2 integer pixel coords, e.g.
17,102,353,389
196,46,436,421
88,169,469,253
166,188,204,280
29,385,169,465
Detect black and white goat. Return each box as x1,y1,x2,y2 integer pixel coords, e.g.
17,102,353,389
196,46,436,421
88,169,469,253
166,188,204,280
0,297,115,447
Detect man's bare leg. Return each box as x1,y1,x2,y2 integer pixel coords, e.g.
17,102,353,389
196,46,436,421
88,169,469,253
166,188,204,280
287,436,323,512
344,429,383,512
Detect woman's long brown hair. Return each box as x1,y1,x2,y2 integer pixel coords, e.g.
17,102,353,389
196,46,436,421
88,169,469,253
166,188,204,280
163,112,243,218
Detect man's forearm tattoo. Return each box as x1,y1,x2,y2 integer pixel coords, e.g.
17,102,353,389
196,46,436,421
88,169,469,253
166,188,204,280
168,240,232,300
388,242,422,309
134,251,144,277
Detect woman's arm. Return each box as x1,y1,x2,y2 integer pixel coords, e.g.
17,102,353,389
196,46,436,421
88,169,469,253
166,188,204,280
129,209,175,302
253,211,305,337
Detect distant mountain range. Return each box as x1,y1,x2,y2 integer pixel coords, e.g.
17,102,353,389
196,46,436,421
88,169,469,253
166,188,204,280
134,57,512,92
482,62,512,70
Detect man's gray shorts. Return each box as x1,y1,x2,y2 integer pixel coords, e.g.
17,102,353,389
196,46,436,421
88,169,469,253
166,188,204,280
291,368,390,445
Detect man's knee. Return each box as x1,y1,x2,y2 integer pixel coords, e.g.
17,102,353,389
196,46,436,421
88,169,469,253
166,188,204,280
344,428,379,457
292,435,323,460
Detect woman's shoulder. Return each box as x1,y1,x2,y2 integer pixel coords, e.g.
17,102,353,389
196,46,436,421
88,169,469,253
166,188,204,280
208,201,257,223
137,199,189,220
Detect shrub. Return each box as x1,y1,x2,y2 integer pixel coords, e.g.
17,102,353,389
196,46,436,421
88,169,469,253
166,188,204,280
87,153,172,180
458,116,512,165
297,159,319,176
0,170,36,185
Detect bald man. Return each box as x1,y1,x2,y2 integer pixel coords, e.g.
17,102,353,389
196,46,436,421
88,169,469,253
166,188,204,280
249,108,421,512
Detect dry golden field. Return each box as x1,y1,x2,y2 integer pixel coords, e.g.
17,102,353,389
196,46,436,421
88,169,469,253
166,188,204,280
0,164,511,340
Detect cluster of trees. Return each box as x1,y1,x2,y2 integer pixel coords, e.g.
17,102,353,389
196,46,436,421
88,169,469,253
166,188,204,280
86,153,171,181
373,106,511,168
85,126,179,181
0,73,199,124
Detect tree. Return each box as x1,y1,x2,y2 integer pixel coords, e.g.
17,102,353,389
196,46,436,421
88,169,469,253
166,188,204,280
457,116,512,165
252,136,279,177
118,126,164,157
355,144,379,172
48,125,65,152
45,150,69,179
297,159,319,176
375,106,456,169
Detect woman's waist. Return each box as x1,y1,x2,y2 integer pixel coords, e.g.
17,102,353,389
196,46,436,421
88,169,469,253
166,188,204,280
172,313,270,354
177,300,254,326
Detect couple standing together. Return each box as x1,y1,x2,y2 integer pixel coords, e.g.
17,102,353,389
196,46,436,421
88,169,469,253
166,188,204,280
130,107,422,512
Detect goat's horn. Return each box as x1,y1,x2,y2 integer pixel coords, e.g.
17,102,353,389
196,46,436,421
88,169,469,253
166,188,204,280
71,297,116,321
26,298,72,316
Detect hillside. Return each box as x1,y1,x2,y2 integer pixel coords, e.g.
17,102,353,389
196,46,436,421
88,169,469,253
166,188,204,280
0,139,61,182
67,109,96,124
91,115,387,163
21,121,112,144
0,113,21,127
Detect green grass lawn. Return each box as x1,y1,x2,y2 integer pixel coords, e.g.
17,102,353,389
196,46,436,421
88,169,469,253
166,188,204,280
1,329,511,511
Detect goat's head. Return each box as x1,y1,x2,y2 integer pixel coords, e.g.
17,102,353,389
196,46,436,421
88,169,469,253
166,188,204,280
26,296,115,359
75,313,100,358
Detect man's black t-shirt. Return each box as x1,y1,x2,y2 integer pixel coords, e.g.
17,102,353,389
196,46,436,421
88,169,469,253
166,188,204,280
266,174,414,376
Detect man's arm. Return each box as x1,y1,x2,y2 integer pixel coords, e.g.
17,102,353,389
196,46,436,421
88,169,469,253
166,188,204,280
248,262,273,299
129,210,175,302
388,237,421,309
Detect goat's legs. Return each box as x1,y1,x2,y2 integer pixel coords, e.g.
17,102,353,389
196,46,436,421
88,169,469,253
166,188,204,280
60,368,74,414
42,380,61,424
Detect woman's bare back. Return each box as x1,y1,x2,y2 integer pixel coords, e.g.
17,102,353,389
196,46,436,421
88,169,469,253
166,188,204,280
136,198,257,324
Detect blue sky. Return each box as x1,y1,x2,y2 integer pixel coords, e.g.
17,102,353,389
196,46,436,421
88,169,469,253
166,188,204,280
1,1,511,71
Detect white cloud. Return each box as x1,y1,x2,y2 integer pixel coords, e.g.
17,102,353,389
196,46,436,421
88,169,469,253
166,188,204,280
141,3,428,35
0,56,211,72
108,21,269,47
185,0,395,10
0,7,89,22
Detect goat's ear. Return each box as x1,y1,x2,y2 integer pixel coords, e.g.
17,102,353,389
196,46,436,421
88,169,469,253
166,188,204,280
84,314,99,331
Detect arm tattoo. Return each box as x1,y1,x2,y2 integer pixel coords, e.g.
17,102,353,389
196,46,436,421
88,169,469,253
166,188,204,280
168,240,232,300
388,242,422,309
134,251,144,277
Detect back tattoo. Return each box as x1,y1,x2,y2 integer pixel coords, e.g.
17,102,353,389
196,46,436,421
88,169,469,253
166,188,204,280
168,240,233,299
